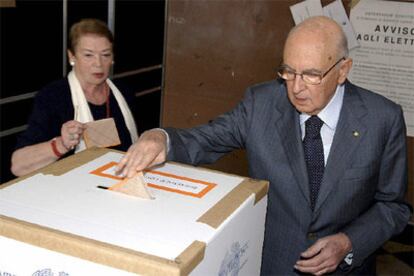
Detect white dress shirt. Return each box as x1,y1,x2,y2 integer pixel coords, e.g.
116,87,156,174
300,84,345,165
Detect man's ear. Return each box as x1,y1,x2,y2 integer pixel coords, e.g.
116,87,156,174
338,58,353,84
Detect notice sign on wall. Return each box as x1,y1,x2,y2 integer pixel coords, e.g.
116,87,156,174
348,0,414,136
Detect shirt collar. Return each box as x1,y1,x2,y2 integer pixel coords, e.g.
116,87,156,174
300,84,345,130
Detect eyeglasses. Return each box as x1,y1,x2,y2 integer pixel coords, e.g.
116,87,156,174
277,57,345,85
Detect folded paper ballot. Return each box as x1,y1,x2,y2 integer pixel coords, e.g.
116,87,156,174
109,171,154,199
83,118,121,149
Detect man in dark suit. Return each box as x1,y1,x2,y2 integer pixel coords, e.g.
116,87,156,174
117,16,411,275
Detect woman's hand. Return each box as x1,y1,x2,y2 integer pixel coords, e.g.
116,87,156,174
61,120,86,150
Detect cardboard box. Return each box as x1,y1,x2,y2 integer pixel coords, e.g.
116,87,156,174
0,148,268,275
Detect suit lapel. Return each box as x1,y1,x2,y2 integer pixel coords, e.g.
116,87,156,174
314,82,368,212
272,84,311,205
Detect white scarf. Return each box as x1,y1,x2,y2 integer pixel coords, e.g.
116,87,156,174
68,70,138,153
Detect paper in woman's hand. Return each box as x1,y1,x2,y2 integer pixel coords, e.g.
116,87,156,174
83,118,121,148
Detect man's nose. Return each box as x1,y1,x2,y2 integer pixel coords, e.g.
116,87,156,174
292,74,305,93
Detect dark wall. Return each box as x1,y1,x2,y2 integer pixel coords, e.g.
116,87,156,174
0,0,165,183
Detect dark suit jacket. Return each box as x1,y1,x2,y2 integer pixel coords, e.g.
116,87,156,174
165,80,411,275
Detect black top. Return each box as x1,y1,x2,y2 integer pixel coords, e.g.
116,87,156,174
15,78,137,155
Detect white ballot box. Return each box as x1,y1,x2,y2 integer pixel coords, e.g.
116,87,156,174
0,148,268,275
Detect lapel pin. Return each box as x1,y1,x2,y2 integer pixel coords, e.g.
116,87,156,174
353,131,359,137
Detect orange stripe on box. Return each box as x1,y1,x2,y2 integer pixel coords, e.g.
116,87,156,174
89,161,123,180
143,170,217,198
89,162,217,198
146,182,216,198
143,169,215,186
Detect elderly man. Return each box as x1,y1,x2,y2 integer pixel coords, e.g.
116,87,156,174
117,16,411,275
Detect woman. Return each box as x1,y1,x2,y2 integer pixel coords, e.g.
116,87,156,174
11,18,138,176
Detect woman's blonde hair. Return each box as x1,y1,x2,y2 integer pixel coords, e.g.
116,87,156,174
68,18,114,53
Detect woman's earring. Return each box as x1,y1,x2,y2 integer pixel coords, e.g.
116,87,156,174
70,61,75,66
112,60,115,65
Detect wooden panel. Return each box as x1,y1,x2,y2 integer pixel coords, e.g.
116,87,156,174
162,0,301,175
163,0,298,104
0,0,15,8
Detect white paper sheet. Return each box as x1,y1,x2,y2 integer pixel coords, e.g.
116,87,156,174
290,0,359,51
348,0,414,136
323,0,359,50
290,0,324,25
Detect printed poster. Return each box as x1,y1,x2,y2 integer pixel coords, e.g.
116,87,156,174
348,0,414,136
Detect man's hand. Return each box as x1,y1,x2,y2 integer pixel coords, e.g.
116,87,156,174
116,129,168,178
294,233,352,275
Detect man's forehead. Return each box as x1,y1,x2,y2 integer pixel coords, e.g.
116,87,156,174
284,36,334,64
